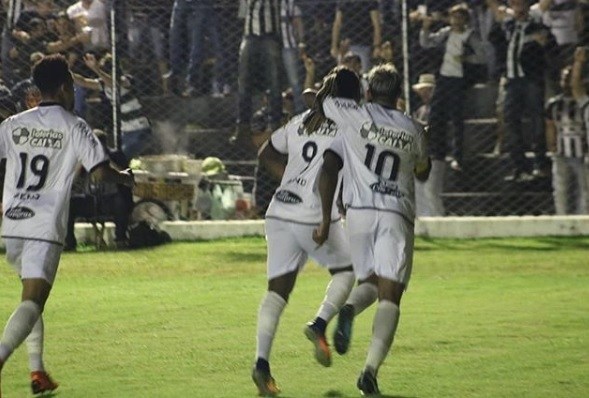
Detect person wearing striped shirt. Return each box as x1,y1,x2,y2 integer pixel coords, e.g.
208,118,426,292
546,47,589,214
280,0,305,115
73,52,153,160
488,0,552,182
234,0,283,151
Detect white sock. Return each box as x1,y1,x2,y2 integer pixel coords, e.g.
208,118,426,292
316,271,355,323
365,300,400,372
0,300,42,363
255,291,287,361
26,316,45,372
346,282,378,316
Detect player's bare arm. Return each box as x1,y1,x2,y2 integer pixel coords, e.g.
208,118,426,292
313,150,342,246
415,157,432,182
258,139,288,180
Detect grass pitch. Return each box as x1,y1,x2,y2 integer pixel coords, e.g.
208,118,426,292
0,236,588,398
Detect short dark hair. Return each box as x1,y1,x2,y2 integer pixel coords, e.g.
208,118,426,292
32,54,72,96
367,64,402,105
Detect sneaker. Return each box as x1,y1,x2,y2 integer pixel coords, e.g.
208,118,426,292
252,368,280,397
334,304,354,355
450,159,462,172
304,323,332,367
357,368,380,396
31,371,58,395
504,170,534,183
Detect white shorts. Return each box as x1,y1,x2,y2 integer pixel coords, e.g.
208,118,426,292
265,218,352,280
4,238,63,285
346,209,414,285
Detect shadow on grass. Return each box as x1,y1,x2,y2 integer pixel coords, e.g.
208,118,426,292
221,250,267,263
324,390,416,398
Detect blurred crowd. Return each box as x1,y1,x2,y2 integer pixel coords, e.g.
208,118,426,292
0,0,588,218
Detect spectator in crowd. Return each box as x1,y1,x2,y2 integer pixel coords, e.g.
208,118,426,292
411,73,446,217
8,16,48,83
10,75,41,112
233,0,282,153
167,0,224,98
66,0,108,52
280,0,305,115
330,0,381,74
72,53,153,159
532,0,582,95
470,0,504,81
420,3,486,172
127,0,170,95
488,0,551,182
2,0,55,86
545,47,589,214
65,129,134,250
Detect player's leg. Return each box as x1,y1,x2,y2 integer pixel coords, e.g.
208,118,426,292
26,315,58,394
253,220,306,396
333,274,378,356
333,211,379,355
358,213,414,396
303,221,355,365
0,240,60,395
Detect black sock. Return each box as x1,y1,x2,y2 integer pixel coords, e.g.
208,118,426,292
255,357,270,373
312,317,327,334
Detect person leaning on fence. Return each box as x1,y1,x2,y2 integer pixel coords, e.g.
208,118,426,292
232,0,283,154
547,46,589,215
419,3,486,173
0,54,134,397
72,52,154,160
487,0,552,182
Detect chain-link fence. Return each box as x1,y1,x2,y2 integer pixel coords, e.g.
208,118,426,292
2,0,589,221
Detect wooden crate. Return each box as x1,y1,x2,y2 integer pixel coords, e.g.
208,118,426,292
134,182,195,201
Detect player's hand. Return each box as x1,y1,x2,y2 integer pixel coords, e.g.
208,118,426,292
312,221,330,247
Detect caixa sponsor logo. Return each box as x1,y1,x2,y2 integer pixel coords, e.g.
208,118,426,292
275,190,302,204
5,206,35,220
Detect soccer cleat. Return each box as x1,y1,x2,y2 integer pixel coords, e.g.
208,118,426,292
304,323,332,367
334,304,355,355
31,371,58,395
252,368,281,397
357,368,380,396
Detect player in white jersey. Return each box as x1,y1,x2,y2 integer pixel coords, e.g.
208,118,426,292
0,55,134,397
313,65,431,396
251,68,362,396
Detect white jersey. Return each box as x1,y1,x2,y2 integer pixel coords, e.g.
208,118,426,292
265,111,342,224
0,104,108,245
323,97,428,222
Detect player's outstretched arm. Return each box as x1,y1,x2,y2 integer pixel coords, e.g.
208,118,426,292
91,163,135,188
258,139,287,180
313,150,342,246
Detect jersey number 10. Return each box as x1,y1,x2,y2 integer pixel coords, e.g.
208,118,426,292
17,152,50,191
364,144,400,181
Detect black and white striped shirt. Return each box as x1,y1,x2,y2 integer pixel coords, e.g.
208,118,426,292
5,0,24,30
244,0,280,37
101,79,151,135
503,12,545,79
546,94,588,158
280,0,301,49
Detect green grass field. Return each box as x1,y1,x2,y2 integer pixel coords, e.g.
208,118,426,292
0,237,588,398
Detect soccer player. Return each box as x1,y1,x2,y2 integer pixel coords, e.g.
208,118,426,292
313,64,431,396
0,54,134,397
252,68,362,396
